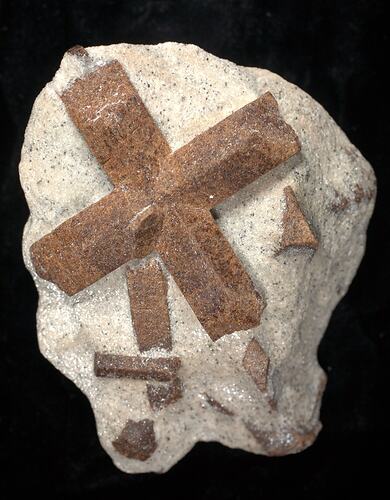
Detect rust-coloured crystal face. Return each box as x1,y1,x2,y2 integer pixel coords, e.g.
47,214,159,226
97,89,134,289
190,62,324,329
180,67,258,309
112,419,157,461
280,187,318,252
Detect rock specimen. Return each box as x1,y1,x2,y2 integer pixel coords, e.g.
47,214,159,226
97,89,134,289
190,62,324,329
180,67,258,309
20,43,376,473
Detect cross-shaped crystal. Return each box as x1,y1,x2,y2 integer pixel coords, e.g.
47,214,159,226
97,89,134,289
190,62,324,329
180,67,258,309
30,58,300,340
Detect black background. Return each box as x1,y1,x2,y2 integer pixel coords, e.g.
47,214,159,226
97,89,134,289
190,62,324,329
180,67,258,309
0,1,389,498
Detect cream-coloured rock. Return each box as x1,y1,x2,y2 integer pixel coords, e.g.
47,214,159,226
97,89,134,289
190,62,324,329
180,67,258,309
20,42,375,473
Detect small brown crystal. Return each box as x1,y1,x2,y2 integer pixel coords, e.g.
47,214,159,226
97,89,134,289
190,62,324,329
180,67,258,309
147,378,183,411
94,353,180,381
279,186,318,252
127,259,172,352
204,394,234,416
112,419,157,460
67,45,89,57
243,338,270,393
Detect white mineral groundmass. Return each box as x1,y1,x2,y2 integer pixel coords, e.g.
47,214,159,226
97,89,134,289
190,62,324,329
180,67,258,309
20,42,376,473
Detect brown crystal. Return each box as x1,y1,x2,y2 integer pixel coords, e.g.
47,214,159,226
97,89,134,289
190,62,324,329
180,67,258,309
243,338,270,393
61,60,171,189
30,192,161,295
30,56,301,340
280,186,319,252
112,419,157,460
94,352,180,381
67,45,89,57
155,92,301,209
127,258,172,352
156,206,263,340
204,394,234,416
147,377,183,411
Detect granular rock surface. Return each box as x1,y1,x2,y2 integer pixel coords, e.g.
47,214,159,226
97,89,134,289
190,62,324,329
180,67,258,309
20,42,375,473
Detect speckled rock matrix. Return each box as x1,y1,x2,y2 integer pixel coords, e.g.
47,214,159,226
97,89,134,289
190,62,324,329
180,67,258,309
20,43,375,473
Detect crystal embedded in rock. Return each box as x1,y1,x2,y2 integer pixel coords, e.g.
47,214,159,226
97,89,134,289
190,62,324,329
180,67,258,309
20,42,375,473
